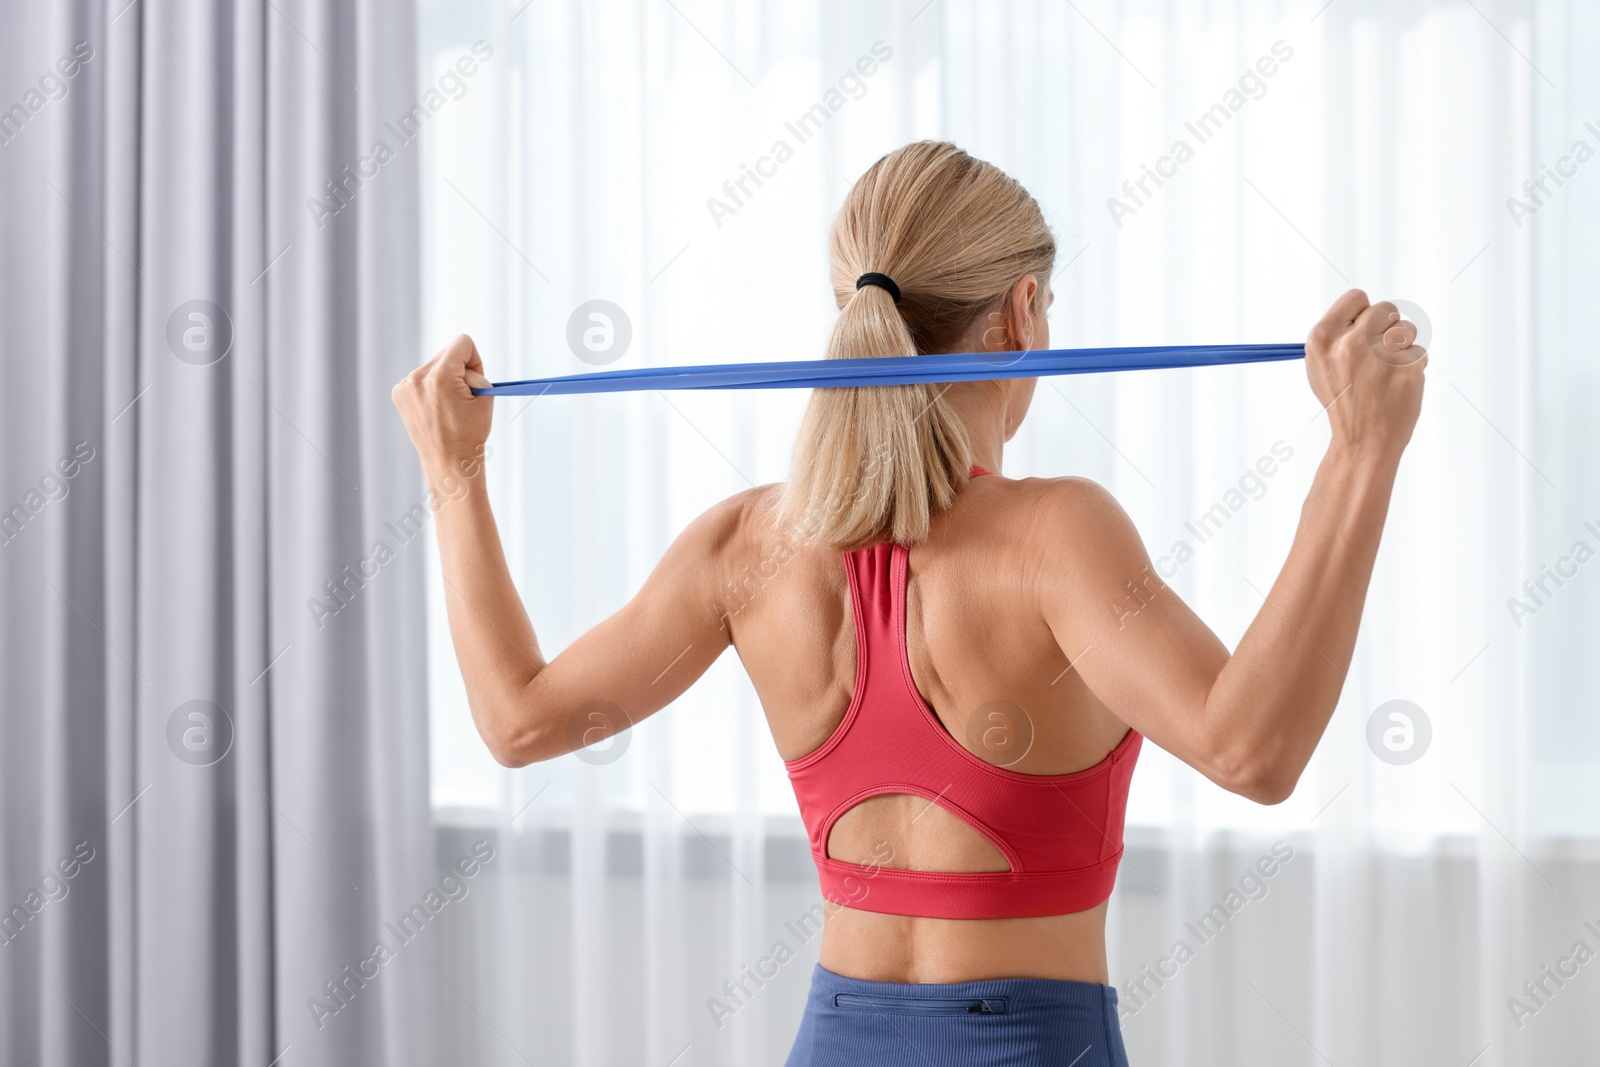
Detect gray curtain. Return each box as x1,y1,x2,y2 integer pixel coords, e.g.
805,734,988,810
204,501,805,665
0,2,434,1065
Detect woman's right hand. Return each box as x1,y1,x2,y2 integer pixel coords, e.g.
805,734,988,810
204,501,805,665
1305,289,1428,461
1034,287,1430,805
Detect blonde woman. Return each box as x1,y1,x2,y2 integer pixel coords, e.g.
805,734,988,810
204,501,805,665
394,141,1425,1065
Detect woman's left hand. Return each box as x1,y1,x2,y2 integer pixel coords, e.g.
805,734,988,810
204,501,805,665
392,333,495,473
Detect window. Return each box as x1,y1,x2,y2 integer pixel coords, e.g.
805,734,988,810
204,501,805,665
419,0,1594,846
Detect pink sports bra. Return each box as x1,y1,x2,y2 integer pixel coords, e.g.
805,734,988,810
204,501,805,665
783,465,1142,920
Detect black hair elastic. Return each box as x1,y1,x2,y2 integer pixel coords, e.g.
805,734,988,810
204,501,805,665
855,272,902,304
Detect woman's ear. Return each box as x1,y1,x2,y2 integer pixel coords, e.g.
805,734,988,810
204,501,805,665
1009,274,1041,350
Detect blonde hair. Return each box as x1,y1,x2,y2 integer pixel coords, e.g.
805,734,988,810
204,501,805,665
776,141,1057,550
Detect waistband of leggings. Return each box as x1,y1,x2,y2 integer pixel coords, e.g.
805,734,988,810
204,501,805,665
807,962,1119,1014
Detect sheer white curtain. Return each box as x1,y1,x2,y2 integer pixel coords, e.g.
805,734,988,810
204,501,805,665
416,0,1600,1063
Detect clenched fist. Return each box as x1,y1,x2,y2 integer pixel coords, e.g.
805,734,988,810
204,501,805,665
1305,290,1427,461
392,334,495,474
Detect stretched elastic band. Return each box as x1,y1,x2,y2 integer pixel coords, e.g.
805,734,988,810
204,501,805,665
472,343,1305,397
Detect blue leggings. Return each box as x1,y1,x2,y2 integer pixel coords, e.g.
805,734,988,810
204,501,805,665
785,963,1129,1066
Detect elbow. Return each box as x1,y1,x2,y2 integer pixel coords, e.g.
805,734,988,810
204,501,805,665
474,701,548,769
479,719,530,768
1213,748,1300,806
1237,769,1298,806
485,736,533,769
485,717,563,768
470,672,572,767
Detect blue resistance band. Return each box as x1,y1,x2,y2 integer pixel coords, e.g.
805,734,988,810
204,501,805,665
473,343,1306,397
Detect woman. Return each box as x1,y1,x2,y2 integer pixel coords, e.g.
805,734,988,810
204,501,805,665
393,141,1425,1066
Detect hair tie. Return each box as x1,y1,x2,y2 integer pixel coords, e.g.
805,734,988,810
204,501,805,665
855,272,901,304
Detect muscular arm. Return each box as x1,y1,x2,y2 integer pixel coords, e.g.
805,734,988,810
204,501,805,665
1037,449,1399,803
432,465,738,766
395,335,736,767
1038,290,1426,803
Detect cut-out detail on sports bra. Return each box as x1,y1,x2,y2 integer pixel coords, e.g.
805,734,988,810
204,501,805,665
825,790,1013,874
782,465,1142,920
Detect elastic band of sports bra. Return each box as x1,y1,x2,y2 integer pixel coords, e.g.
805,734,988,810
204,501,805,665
472,342,1306,396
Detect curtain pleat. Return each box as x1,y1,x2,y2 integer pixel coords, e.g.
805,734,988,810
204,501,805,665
0,1,434,1065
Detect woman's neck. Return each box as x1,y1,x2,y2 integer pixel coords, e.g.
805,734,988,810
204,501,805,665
944,380,1008,475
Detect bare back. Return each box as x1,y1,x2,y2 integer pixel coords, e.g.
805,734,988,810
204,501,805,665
722,473,1134,984
409,289,1419,999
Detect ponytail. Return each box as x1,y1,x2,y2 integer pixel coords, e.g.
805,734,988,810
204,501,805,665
776,141,1055,549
